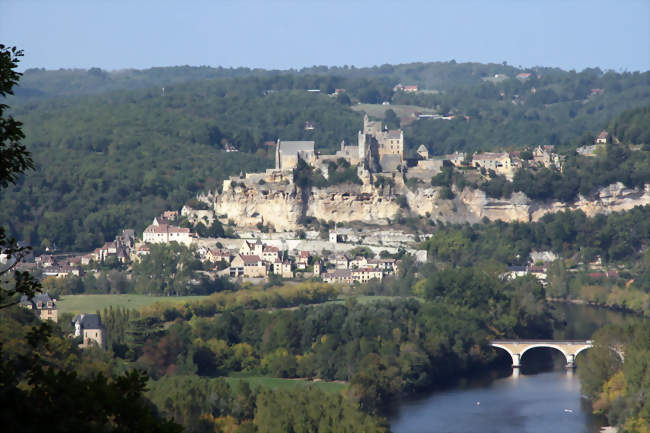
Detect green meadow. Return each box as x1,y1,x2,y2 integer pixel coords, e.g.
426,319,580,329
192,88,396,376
56,294,210,314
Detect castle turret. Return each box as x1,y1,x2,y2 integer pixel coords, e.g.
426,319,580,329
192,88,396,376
358,131,366,163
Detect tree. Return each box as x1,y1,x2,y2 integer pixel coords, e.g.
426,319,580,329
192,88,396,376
384,109,400,130
0,45,39,309
0,320,182,432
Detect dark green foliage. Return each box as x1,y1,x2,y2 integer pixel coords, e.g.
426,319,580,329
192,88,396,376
3,80,365,252
132,243,231,295
0,313,181,433
347,246,376,259
578,322,650,431
480,173,513,199
254,386,388,433
1,45,33,188
101,306,140,357
384,109,400,130
610,105,650,145
325,158,362,185
512,144,650,202
401,71,650,155
294,156,361,189
0,45,40,309
421,206,650,266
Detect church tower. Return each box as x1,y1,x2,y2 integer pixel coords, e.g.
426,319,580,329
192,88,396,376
275,139,281,170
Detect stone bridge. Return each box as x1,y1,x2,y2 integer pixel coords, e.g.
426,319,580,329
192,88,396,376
490,339,593,368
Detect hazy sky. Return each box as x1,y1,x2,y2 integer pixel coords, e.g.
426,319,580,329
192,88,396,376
1,0,649,72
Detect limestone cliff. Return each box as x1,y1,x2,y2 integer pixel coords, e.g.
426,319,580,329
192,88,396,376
213,181,650,230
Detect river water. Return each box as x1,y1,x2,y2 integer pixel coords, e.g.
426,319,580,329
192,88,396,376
389,304,636,433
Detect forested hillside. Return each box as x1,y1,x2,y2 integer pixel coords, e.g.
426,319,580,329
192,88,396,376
3,63,650,252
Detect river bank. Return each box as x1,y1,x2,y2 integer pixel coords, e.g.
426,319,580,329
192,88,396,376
388,303,632,433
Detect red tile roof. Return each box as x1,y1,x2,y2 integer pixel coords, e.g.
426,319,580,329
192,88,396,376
241,255,262,265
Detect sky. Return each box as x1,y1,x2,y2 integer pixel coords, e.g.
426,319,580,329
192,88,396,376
1,0,649,72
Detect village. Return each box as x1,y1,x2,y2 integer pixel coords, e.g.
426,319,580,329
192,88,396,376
6,115,620,351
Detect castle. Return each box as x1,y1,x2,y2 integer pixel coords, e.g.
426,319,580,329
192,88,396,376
267,114,404,178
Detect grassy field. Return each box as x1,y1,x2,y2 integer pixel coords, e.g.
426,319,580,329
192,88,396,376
57,294,210,314
225,375,346,393
351,103,437,122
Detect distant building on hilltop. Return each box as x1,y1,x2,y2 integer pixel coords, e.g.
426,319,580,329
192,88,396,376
595,130,609,145
274,140,316,170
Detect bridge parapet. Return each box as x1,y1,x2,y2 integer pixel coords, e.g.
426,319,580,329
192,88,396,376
490,339,593,369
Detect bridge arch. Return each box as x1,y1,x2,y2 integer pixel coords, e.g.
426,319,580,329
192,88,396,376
519,344,569,366
490,340,594,369
491,343,570,368
491,340,623,370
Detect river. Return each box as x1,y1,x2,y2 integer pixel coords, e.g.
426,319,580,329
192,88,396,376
388,304,637,433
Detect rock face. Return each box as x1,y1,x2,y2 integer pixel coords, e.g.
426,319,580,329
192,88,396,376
214,182,650,230
531,182,650,220
215,185,303,231
306,186,400,225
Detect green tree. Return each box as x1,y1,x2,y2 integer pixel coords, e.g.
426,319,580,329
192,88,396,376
0,45,39,308
384,109,400,130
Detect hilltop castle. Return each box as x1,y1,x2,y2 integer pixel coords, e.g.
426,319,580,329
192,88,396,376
270,114,404,178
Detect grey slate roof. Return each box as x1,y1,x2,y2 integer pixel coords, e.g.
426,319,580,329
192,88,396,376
324,269,352,278
72,313,104,330
380,154,401,172
20,292,55,308
279,141,315,155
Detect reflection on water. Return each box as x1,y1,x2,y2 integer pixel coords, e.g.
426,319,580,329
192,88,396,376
389,304,636,433
389,370,603,433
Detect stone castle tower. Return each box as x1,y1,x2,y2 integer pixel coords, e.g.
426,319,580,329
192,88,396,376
357,114,404,170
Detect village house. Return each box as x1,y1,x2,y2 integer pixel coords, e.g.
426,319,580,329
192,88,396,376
503,265,548,284
72,313,105,348
130,244,150,263
416,144,429,160
35,254,56,268
349,256,368,269
281,260,293,278
42,265,81,278
367,258,397,272
595,130,609,145
322,269,354,284
262,245,280,263
446,152,466,168
322,267,383,284
335,255,350,269
206,248,231,264
531,145,562,170
240,239,264,257
272,259,282,276
143,221,195,246
20,293,58,322
162,210,179,221
472,152,513,171
229,254,266,278
351,268,384,283
296,251,310,269
313,260,322,277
